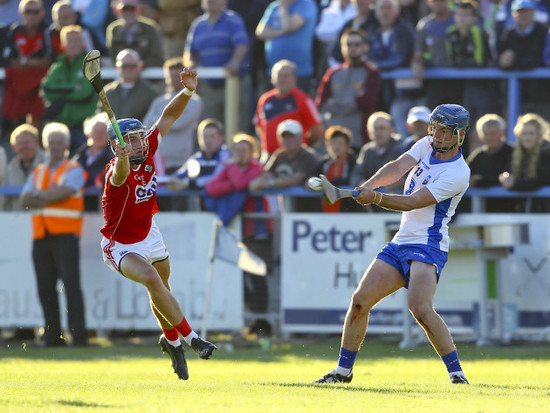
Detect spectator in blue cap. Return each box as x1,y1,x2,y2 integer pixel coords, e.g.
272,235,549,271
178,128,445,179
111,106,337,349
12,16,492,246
510,0,537,11
498,0,550,119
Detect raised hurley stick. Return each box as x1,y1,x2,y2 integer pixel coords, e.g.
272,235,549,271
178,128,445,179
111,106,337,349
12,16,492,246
82,49,125,147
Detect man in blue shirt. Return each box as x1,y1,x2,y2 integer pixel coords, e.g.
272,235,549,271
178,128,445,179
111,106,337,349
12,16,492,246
166,118,231,210
256,0,318,95
184,0,251,132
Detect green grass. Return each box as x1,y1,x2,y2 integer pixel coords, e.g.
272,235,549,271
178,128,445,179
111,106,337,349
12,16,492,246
1,337,549,412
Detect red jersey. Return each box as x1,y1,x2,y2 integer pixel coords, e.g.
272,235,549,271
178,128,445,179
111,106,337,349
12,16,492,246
100,127,161,244
253,88,322,154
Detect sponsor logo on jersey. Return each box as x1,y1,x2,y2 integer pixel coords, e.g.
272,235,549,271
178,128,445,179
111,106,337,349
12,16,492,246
134,174,147,185
135,174,157,203
422,175,431,185
145,164,152,172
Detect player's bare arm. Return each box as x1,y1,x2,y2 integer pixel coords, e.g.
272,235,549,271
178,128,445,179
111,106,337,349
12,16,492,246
112,141,132,187
361,153,417,190
354,186,437,211
156,67,198,137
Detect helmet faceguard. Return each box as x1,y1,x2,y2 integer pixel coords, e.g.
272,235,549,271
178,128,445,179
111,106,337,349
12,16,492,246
428,104,470,153
108,118,149,164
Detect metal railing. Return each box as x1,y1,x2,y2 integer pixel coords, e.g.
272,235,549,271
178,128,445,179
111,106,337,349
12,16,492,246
0,65,241,144
2,66,550,142
2,185,550,213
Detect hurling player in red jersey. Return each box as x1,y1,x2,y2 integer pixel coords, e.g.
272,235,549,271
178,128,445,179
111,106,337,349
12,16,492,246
100,66,216,380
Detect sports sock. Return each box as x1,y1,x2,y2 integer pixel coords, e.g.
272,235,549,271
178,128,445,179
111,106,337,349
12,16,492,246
441,350,463,374
183,331,199,346
162,328,181,347
174,318,193,338
335,347,357,375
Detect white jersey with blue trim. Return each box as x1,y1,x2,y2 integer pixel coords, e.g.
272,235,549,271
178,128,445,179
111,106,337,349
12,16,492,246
392,136,470,252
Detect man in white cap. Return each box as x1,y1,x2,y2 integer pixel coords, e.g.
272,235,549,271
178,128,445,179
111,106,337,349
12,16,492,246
401,106,431,152
250,119,320,211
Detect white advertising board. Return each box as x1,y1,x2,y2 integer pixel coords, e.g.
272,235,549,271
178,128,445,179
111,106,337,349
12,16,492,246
281,213,407,333
0,212,243,331
281,213,550,338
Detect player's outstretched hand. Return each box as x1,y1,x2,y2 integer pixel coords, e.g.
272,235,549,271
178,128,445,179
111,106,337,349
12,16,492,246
180,67,198,92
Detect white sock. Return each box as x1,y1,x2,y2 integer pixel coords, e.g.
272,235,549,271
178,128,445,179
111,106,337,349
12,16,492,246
162,334,181,347
449,370,465,377
183,331,198,345
334,366,352,376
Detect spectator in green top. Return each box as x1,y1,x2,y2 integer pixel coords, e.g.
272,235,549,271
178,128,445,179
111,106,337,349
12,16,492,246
40,24,98,155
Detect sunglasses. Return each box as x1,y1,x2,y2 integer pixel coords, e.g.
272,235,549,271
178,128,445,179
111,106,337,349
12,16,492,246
117,63,139,69
24,9,41,15
121,5,137,12
346,42,363,47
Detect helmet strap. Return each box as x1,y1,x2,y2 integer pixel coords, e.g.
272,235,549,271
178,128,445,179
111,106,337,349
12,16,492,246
431,141,457,153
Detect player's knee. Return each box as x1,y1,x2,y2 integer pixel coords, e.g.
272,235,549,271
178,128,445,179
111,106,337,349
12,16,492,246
141,268,164,291
351,290,372,312
408,300,432,322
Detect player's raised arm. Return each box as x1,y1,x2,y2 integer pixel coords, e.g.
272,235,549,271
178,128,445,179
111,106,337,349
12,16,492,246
155,67,198,138
111,140,132,187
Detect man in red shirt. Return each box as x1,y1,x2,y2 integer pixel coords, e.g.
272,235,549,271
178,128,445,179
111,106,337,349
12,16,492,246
253,59,323,159
316,28,382,154
2,0,52,137
100,67,217,381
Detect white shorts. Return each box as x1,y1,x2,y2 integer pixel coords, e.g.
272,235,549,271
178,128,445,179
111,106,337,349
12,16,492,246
101,220,169,274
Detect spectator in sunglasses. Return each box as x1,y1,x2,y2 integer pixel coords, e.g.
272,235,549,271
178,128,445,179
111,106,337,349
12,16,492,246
98,48,159,122
106,0,164,67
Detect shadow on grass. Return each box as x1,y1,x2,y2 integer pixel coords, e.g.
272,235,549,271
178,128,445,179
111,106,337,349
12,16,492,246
262,381,423,395
261,381,477,396
1,338,549,363
477,383,550,392
56,399,116,409
265,381,550,396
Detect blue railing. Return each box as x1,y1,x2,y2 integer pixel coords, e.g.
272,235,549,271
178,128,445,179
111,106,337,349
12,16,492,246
381,67,550,144
3,185,547,197
2,185,549,214
2,66,550,143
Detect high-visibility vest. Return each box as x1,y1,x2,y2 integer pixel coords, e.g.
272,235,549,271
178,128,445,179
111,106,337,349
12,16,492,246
31,159,85,240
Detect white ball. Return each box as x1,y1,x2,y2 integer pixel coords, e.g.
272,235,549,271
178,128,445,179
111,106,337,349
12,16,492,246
308,176,323,191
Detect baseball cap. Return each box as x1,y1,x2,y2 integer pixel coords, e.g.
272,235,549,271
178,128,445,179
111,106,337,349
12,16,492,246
407,106,431,125
276,119,303,136
511,0,536,11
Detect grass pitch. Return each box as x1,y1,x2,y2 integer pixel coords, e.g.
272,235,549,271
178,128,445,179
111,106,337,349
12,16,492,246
1,337,549,413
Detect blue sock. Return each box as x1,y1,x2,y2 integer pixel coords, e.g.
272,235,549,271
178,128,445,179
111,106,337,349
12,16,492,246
338,347,357,370
441,350,462,374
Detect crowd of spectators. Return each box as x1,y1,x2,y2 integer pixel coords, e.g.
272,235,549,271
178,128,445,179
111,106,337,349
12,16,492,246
3,0,550,341
2,0,550,200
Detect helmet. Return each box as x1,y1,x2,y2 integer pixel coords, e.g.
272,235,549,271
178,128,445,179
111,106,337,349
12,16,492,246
108,118,149,164
428,104,470,152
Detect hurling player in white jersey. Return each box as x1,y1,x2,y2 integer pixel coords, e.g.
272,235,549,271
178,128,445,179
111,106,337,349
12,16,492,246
100,67,216,381
315,104,471,385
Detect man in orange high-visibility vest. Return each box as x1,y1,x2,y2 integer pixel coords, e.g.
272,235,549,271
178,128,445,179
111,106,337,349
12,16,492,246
20,122,87,347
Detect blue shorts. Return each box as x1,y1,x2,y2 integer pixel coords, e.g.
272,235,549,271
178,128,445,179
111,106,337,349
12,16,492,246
376,242,448,288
